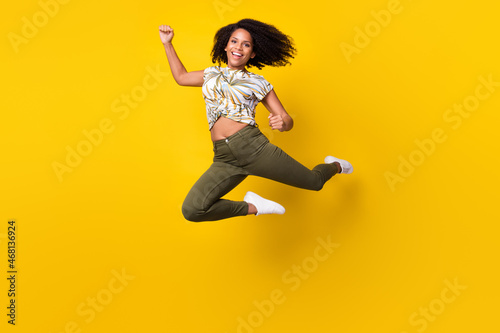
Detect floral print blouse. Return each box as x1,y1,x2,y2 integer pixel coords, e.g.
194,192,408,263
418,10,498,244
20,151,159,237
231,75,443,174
202,66,274,130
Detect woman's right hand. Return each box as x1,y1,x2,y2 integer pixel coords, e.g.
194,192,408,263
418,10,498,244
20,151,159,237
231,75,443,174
159,25,174,44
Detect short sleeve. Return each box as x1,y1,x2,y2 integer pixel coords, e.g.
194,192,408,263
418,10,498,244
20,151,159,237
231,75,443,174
253,76,274,101
203,66,217,81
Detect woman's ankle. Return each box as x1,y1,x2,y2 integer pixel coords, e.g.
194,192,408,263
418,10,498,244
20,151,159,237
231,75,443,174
247,203,258,215
334,161,342,173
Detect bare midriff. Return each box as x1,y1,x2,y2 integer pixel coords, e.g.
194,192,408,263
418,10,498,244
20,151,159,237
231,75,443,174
210,116,249,141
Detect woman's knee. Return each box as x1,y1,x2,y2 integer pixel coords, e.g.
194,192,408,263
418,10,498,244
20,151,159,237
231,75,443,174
182,208,205,222
310,182,324,191
181,197,206,222
309,169,329,191
181,204,205,222
301,173,324,191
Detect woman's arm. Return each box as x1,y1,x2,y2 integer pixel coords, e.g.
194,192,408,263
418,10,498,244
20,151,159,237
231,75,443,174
159,25,204,87
261,89,294,132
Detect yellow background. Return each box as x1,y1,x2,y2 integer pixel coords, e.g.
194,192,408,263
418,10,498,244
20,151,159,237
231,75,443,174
2,0,499,332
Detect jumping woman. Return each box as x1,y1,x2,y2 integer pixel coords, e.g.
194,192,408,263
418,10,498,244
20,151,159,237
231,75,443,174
159,19,353,222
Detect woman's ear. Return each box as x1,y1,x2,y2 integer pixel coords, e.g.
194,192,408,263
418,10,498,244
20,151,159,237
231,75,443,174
251,52,256,59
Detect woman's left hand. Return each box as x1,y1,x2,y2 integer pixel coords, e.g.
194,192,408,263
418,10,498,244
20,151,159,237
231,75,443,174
268,114,286,132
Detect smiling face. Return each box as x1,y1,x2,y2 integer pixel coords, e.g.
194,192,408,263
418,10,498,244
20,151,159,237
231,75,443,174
224,28,256,70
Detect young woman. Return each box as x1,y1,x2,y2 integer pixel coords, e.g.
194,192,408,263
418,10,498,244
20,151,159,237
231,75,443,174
159,19,353,222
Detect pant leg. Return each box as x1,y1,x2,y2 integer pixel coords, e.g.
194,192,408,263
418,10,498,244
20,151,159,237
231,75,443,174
181,162,249,222
248,141,338,190
225,127,338,191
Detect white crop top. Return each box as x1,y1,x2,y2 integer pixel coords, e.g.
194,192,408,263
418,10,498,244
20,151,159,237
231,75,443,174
202,66,273,130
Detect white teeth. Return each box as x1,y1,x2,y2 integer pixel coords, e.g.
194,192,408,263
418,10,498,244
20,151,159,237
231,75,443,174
232,52,242,57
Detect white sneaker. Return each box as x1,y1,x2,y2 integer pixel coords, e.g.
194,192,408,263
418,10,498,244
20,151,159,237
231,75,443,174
244,191,285,216
324,156,353,174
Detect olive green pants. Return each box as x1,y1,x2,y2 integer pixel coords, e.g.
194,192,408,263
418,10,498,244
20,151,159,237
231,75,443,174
181,125,338,222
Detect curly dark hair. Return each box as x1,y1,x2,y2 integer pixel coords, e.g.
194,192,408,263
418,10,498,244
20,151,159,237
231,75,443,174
211,18,297,70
